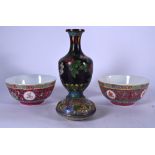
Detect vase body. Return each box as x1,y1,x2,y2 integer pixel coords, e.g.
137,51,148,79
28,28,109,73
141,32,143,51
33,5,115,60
56,29,96,120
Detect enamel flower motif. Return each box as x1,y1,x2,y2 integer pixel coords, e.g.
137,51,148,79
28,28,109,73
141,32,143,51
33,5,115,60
106,90,116,99
11,91,19,100
24,91,36,101
140,90,146,98
59,62,64,75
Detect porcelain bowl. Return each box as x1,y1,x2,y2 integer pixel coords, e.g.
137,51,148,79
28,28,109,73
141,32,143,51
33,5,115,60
6,74,56,105
98,75,149,106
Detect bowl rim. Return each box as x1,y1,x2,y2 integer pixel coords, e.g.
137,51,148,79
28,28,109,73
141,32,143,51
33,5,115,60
5,74,56,86
98,74,149,86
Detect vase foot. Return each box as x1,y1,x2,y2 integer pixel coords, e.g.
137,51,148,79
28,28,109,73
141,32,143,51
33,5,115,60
56,97,96,121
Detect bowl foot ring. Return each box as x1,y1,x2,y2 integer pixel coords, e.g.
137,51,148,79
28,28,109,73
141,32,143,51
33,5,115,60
111,101,134,106
20,100,44,105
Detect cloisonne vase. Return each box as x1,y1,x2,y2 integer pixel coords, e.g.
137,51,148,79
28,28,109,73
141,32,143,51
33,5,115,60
56,29,96,120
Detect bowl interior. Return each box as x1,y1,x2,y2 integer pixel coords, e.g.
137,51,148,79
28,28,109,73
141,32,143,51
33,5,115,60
99,75,149,86
6,74,56,85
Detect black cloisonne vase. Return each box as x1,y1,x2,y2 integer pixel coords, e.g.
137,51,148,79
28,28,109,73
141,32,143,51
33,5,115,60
56,29,96,120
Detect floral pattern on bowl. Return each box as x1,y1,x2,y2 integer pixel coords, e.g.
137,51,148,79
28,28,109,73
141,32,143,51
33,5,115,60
98,75,149,106
6,74,56,105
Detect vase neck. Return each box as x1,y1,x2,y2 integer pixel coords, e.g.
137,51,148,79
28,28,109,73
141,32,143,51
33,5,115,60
67,29,84,55
69,35,82,51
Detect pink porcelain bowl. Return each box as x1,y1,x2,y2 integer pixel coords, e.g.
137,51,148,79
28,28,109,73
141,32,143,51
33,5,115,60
6,74,56,105
98,75,149,106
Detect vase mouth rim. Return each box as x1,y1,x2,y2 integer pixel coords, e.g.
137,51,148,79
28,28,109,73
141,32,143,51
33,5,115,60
66,29,85,32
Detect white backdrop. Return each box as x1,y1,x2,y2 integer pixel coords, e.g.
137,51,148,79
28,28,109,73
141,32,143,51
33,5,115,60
0,26,155,127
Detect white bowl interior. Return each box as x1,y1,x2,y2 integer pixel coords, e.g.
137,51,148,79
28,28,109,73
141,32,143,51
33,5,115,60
99,75,149,85
6,74,56,85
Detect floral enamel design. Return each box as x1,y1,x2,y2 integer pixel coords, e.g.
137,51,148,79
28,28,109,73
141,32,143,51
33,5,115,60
59,62,64,75
24,91,36,101
140,90,146,98
11,90,19,100
106,90,116,99
69,60,88,78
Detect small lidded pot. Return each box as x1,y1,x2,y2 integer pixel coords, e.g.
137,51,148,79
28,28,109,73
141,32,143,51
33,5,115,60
6,74,56,105
98,75,149,106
